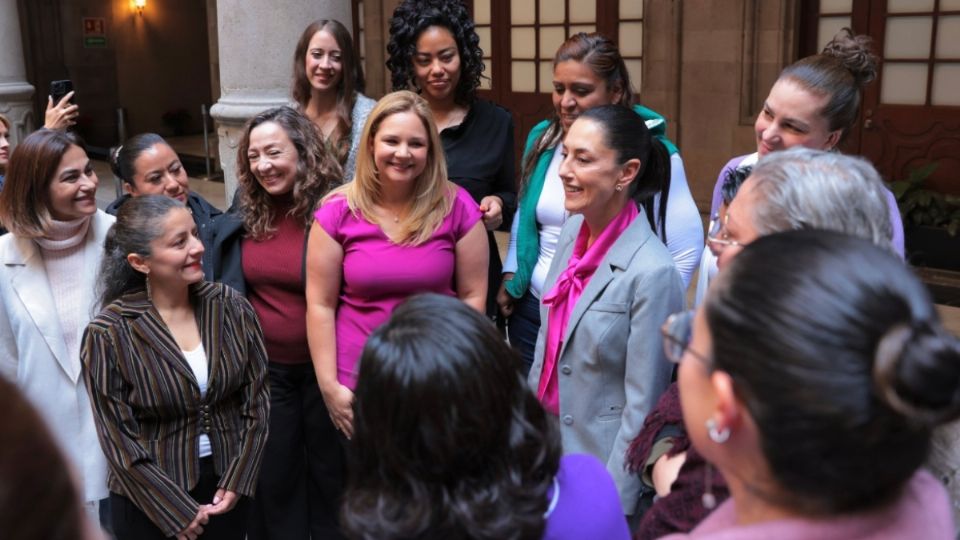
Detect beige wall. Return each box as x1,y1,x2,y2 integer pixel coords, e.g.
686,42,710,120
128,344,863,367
645,0,798,212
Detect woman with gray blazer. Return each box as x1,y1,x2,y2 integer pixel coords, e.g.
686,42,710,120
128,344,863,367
528,105,684,516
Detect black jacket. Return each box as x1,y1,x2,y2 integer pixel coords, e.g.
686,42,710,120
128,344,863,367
106,192,223,278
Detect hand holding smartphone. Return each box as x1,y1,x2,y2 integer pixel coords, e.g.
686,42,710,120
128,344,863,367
46,80,78,130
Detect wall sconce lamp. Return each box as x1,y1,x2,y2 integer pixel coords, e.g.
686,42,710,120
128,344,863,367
133,0,146,16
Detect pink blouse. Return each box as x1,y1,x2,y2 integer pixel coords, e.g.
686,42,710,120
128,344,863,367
315,187,482,389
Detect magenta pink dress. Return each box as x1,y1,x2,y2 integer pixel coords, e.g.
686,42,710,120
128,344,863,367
314,187,482,389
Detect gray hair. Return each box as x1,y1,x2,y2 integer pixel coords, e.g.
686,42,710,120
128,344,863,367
748,147,893,250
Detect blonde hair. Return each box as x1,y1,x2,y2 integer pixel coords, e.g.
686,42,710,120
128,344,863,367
324,91,454,245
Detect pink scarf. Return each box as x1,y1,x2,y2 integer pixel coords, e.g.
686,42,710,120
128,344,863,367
538,203,639,415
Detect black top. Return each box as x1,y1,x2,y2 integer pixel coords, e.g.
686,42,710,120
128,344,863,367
440,99,517,227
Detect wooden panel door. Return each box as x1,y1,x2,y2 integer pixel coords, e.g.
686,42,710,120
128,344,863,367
806,0,960,193
859,0,960,194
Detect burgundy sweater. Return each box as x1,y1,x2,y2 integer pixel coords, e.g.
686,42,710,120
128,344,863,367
241,201,309,364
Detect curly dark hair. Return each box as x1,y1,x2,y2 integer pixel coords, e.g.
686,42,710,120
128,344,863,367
386,0,484,106
235,106,341,240
342,294,562,539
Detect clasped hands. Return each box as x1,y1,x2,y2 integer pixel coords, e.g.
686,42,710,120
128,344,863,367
176,489,239,540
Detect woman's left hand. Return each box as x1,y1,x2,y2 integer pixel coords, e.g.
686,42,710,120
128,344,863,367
204,489,239,515
479,196,503,230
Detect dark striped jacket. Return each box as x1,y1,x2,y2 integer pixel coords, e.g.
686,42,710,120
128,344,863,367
81,281,269,537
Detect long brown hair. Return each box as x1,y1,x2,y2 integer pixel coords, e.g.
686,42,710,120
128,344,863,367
323,91,454,246
235,106,341,240
292,19,365,166
519,32,634,193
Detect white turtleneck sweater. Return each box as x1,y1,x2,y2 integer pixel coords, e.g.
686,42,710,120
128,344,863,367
35,215,92,370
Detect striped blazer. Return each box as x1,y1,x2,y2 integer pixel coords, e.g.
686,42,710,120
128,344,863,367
82,281,270,537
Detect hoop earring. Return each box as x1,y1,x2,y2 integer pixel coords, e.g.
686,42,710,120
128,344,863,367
706,418,730,444
615,183,623,192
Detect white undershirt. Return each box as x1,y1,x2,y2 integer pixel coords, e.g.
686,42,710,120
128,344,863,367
530,146,570,298
182,343,212,458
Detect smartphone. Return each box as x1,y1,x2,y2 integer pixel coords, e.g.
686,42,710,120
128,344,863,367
50,80,74,105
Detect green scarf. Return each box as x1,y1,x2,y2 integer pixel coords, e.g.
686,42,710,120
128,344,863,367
505,104,679,299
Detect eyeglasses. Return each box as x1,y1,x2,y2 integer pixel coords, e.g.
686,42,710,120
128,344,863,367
661,310,711,365
705,213,743,253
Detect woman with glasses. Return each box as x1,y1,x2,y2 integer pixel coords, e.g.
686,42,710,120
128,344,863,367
693,29,903,306
527,104,685,517
628,147,895,539
659,230,957,539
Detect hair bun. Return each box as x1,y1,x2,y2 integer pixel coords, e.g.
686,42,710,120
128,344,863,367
108,145,123,178
822,28,878,86
873,321,960,427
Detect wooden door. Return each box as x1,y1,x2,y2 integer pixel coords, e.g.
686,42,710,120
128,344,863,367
803,0,960,194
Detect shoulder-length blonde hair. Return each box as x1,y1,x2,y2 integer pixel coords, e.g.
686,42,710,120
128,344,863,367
235,106,341,240
0,129,83,238
324,91,454,246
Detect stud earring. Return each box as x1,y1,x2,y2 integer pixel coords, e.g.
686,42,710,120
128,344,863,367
706,418,730,444
615,184,623,192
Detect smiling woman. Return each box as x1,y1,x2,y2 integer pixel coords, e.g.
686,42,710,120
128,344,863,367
0,129,113,529
306,90,488,444
107,133,223,276
210,106,343,540
84,195,269,540
387,0,517,326
292,19,375,181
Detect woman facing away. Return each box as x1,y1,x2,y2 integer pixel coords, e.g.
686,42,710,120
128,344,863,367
212,106,344,540
341,293,630,540
693,28,904,305
306,90,488,440
662,229,958,539
499,32,702,372
387,0,517,323
293,18,376,181
0,129,111,528
527,104,685,517
107,133,222,275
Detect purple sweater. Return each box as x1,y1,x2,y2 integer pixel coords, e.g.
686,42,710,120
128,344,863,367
711,153,905,257
658,470,953,540
545,454,630,540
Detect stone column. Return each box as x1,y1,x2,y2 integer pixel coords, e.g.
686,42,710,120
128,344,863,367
211,0,352,201
0,0,36,146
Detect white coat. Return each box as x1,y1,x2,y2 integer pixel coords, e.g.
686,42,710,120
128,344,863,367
0,210,113,502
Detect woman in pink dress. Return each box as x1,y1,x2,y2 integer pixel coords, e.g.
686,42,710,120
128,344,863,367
305,90,488,439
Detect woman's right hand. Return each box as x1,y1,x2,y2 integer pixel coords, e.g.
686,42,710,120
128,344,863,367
176,508,209,540
322,382,355,439
497,273,516,318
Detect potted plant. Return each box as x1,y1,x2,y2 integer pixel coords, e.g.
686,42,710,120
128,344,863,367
890,162,960,271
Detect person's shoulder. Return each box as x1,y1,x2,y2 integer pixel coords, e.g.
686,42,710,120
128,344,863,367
354,93,377,114
104,194,131,216
188,192,223,218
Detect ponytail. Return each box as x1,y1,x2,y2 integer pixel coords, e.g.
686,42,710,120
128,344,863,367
632,138,671,242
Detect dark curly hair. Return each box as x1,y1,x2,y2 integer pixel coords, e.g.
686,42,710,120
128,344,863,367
342,293,561,539
386,0,484,107
235,106,341,240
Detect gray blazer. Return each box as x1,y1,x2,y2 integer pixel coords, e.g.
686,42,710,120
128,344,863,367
528,213,684,514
